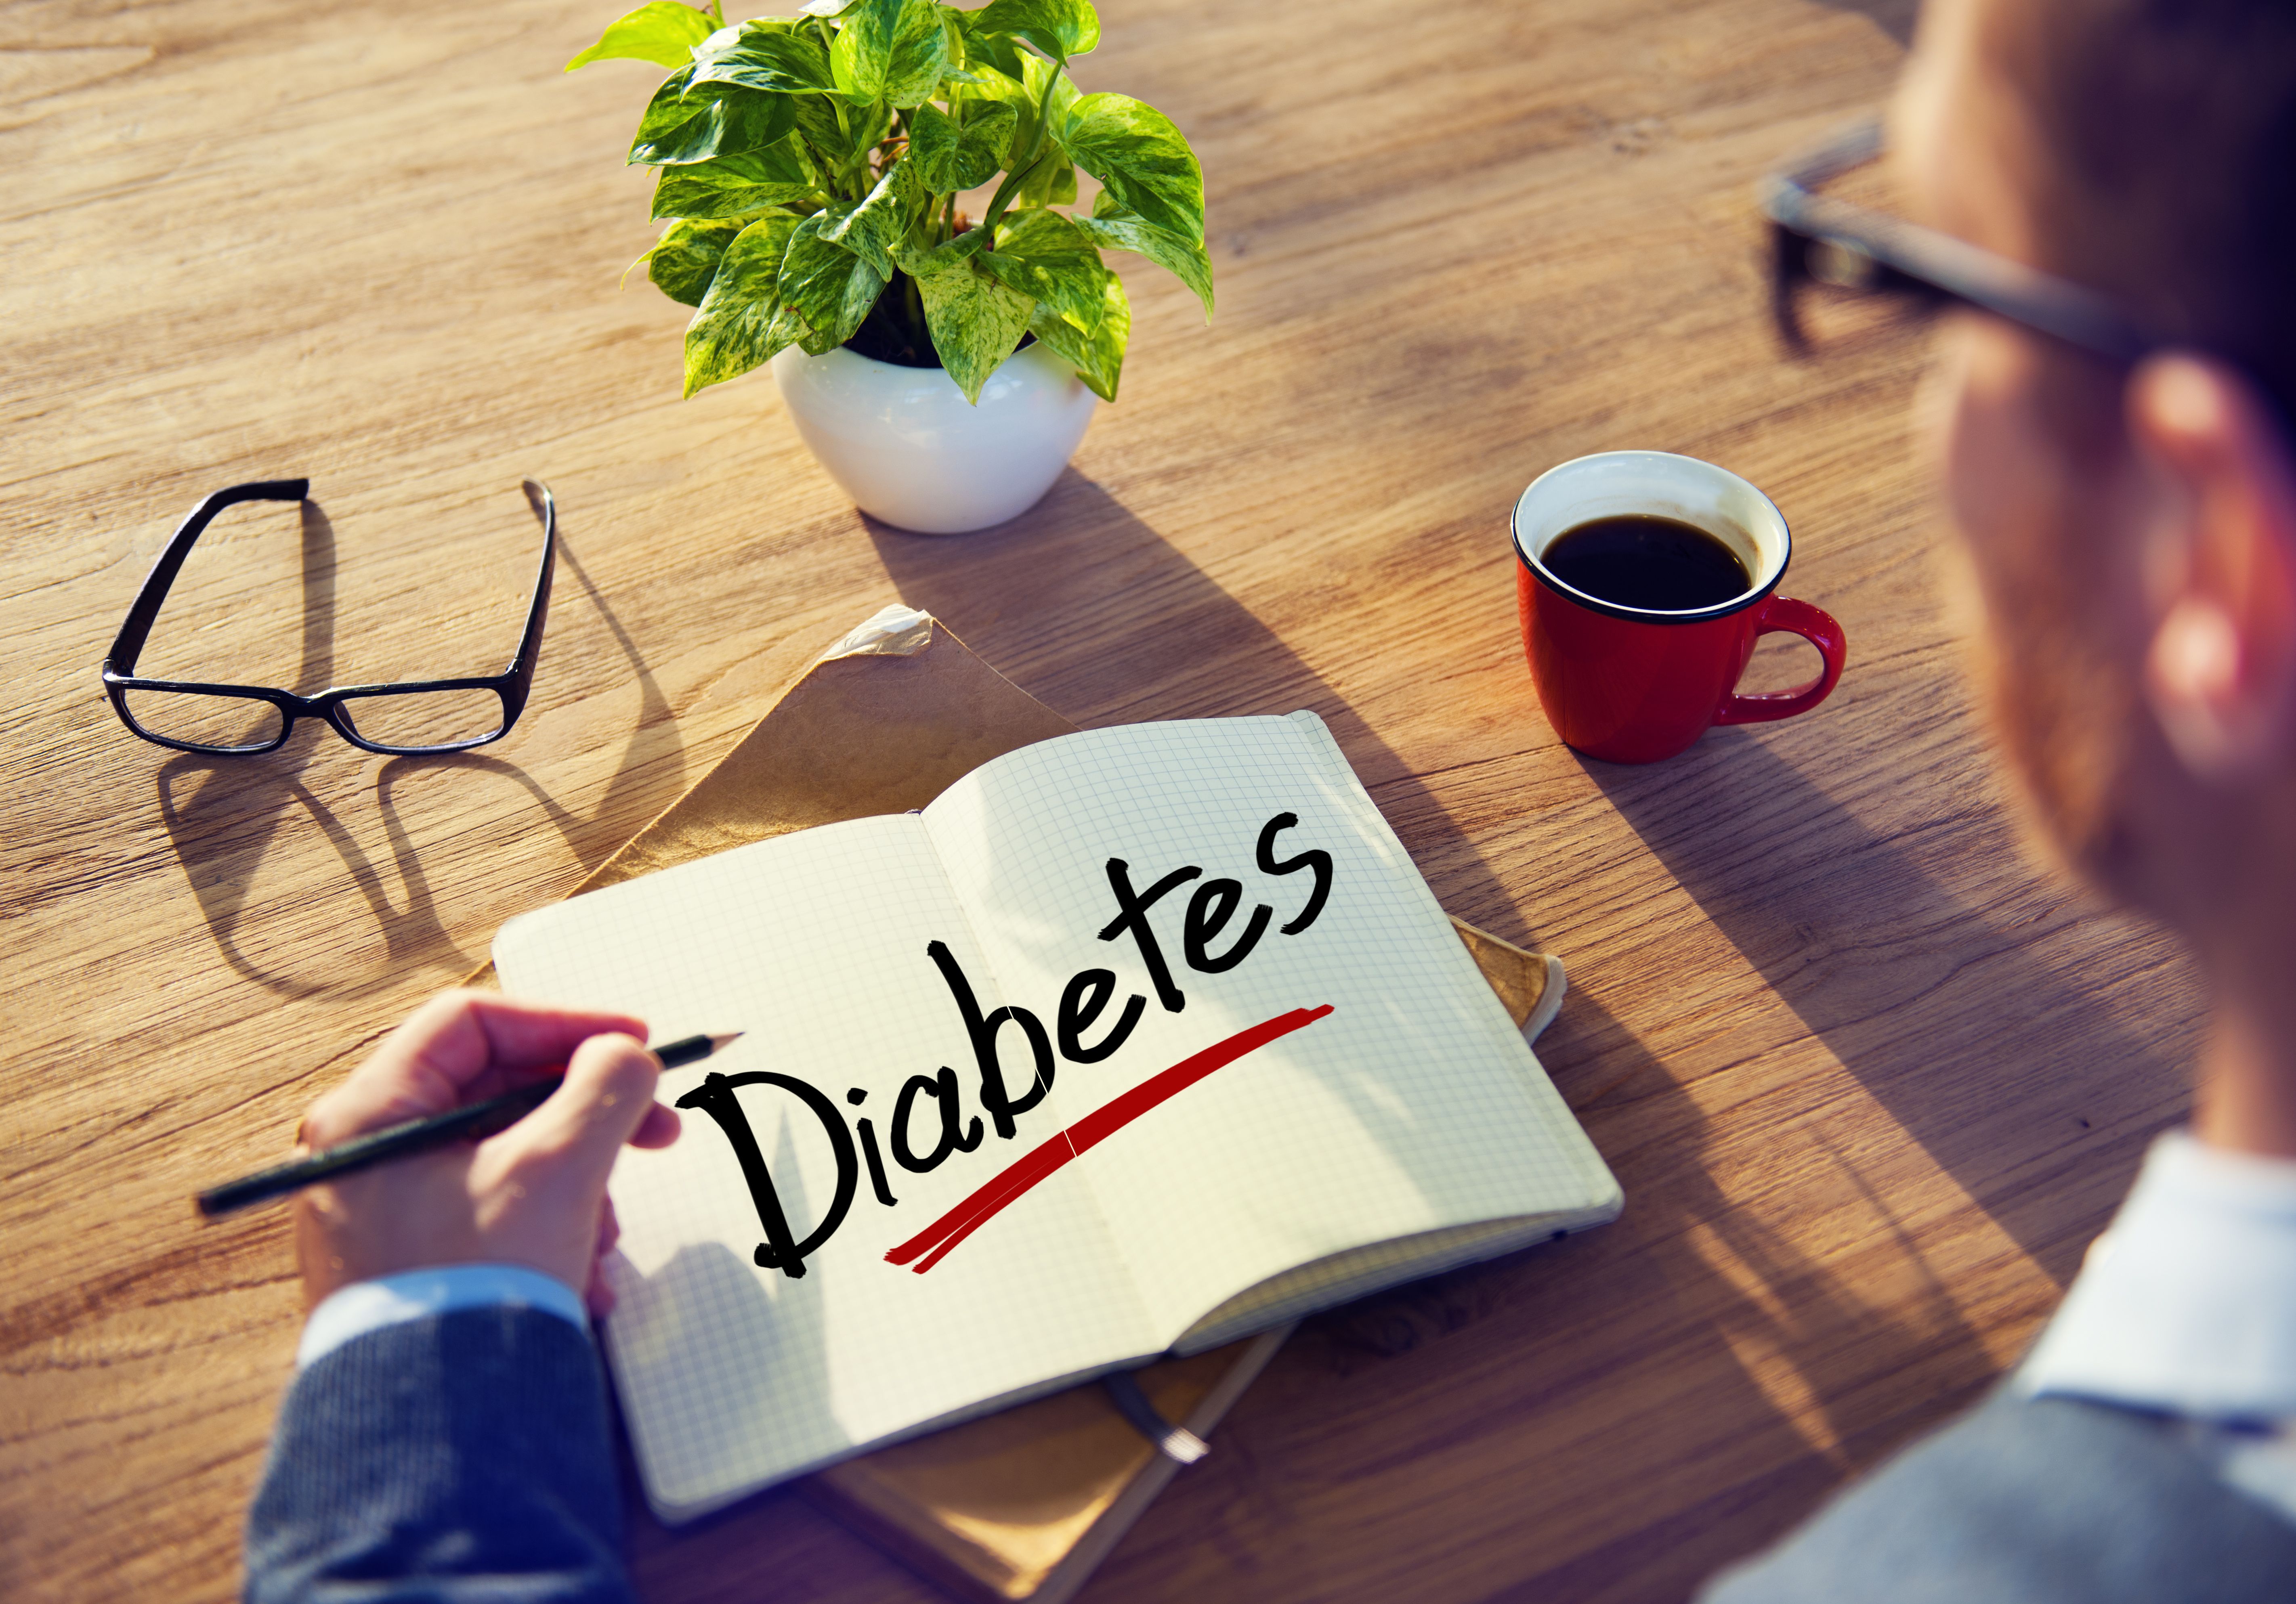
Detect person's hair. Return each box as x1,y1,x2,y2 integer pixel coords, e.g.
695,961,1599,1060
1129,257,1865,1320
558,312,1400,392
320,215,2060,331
1990,0,2296,425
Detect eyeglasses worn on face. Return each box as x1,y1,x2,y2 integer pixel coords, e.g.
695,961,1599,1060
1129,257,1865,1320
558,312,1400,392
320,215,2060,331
1759,117,2155,367
100,478,557,757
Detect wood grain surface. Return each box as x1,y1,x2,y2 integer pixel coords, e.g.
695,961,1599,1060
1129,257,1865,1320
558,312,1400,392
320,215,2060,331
0,0,2204,1600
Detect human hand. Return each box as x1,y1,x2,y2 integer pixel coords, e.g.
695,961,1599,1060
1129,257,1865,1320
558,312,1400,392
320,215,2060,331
293,990,681,1318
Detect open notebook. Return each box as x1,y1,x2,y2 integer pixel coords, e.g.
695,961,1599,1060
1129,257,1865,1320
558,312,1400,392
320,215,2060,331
492,711,1621,1521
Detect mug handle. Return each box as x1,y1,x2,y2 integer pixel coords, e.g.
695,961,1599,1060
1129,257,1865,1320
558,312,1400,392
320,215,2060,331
1713,596,1847,726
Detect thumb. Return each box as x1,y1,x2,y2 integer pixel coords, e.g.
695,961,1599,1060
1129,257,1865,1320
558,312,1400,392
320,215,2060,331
495,1032,662,1199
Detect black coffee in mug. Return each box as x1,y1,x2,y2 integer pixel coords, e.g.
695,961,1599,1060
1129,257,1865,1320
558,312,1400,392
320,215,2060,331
1542,514,1751,611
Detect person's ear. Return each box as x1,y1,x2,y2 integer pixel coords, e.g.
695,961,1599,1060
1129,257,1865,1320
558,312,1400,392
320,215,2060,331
2126,354,2296,782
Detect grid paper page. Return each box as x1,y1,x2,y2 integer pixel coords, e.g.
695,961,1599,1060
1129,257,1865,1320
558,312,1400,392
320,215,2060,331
921,713,1621,1345
491,814,1156,1518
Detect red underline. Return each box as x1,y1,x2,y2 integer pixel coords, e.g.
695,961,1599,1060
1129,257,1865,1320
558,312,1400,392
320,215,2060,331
884,1004,1335,1274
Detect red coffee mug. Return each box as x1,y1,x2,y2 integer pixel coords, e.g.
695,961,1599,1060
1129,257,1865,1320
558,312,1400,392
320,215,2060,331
1512,452,1847,763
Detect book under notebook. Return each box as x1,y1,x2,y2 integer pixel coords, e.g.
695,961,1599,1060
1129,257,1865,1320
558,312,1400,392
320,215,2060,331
491,711,1621,1521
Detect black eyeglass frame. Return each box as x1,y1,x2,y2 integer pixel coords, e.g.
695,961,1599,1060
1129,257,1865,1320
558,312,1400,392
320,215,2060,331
100,477,557,757
1759,117,2155,367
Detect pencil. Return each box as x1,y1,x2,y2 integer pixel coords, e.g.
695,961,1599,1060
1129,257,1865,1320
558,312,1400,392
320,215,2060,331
193,1031,740,1218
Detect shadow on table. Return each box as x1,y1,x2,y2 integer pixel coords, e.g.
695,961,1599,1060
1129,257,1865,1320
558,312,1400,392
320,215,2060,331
858,469,1527,942
157,751,458,996
851,472,1962,1599
1582,725,2183,1285
1110,983,1996,1604
598,476,1987,1604
153,503,685,996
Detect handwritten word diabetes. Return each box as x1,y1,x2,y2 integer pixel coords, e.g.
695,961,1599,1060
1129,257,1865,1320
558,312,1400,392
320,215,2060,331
677,812,1335,1279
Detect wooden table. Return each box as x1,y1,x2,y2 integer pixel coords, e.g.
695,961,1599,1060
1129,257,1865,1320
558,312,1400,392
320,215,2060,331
0,0,2204,1598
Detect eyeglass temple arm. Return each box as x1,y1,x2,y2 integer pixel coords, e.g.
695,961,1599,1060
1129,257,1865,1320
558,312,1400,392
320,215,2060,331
102,480,310,678
1757,115,2150,367
499,479,557,720
1770,116,1884,202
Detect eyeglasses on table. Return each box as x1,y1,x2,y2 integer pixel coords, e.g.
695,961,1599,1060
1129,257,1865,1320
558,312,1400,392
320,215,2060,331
100,477,556,757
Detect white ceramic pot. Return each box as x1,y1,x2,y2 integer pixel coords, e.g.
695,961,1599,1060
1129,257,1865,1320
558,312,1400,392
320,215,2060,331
770,340,1098,534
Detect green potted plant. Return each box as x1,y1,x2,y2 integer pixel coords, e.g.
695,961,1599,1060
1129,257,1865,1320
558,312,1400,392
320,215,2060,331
568,0,1213,533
